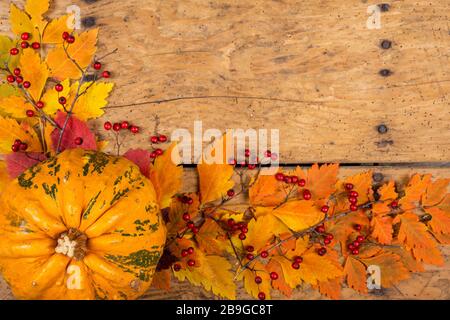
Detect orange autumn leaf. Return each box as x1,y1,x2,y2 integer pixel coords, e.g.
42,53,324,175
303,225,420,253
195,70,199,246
42,15,74,44
195,219,229,255
338,171,374,204
149,143,183,209
399,174,432,210
360,252,410,288
386,245,424,272
266,259,292,297
326,211,369,253
167,193,200,236
394,212,443,265
271,200,324,232
378,180,398,201
304,163,339,200
371,215,393,244
426,207,450,244
198,163,234,204
249,174,287,207
422,179,449,207
19,48,49,101
344,256,367,294
244,213,289,250
151,270,171,291
316,277,342,300
239,261,271,299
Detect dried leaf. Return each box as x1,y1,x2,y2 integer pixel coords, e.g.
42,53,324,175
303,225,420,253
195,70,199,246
151,270,171,291
344,256,367,294
360,252,410,288
426,207,450,243
370,215,393,245
266,259,292,297
399,174,432,210
195,219,228,255
316,277,342,300
272,200,324,232
19,48,49,101
422,179,449,207
244,213,289,251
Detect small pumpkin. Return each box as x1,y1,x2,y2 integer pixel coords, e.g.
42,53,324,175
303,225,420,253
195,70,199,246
0,149,166,299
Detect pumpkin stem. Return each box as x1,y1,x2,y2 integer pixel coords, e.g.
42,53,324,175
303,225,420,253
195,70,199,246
55,228,87,260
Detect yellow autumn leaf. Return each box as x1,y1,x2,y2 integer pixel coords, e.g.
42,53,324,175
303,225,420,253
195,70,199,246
0,161,10,194
149,143,183,209
19,48,49,101
271,200,324,232
0,95,30,119
43,15,74,44
25,0,49,31
238,261,271,299
243,213,289,250
46,29,98,80
0,115,41,153
198,162,234,204
249,173,288,207
195,219,229,254
41,78,71,115
344,256,367,294
10,4,37,39
0,36,20,69
70,81,114,121
174,254,236,299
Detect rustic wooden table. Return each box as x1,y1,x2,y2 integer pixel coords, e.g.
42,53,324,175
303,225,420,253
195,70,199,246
0,0,449,299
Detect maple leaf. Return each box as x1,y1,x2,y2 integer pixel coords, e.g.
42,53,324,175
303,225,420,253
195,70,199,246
198,162,234,204
123,149,153,177
271,200,324,232
249,173,287,207
422,179,449,207
394,212,443,265
238,261,271,299
70,81,115,121
5,152,46,179
360,252,410,288
243,213,289,250
50,111,97,152
344,256,367,294
0,115,41,153
42,15,74,44
174,254,236,300
149,143,183,209
266,258,292,297
378,180,398,201
19,48,49,101
0,95,30,119
399,174,432,210
46,29,98,80
0,161,9,194
304,163,339,200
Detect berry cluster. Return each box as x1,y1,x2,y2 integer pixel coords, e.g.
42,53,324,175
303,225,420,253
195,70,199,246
150,134,167,144
91,61,111,79
274,172,311,200
178,195,199,234
314,223,335,255
103,121,139,134
291,256,303,269
347,225,366,255
344,183,359,211
9,33,40,56
226,218,248,240
228,149,275,170
172,247,196,272
11,139,28,153
5,67,31,91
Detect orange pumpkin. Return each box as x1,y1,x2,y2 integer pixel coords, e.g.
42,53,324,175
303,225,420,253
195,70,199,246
0,149,166,299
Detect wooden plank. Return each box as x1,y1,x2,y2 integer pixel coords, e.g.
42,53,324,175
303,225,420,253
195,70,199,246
2,0,449,163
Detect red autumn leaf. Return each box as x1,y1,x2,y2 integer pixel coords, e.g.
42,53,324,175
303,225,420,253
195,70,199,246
123,148,152,178
50,111,97,152
5,152,47,178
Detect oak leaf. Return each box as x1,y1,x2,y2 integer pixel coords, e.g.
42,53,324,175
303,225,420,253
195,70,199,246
19,48,49,101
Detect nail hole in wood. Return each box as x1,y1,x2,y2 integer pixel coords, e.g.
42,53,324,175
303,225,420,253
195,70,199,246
82,16,96,28
380,40,392,49
83,0,98,3
377,124,388,134
373,172,384,182
378,3,390,12
379,69,392,77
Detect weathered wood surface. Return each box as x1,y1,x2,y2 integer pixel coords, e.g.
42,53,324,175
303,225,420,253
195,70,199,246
2,0,450,163
1,0,450,299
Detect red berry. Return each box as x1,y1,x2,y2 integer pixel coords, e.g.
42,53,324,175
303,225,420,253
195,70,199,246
55,84,63,92
318,247,327,256
260,251,269,258
6,75,15,83
26,109,34,117
324,238,331,245
113,123,121,131
150,151,157,159
187,221,195,229
247,163,257,170
228,158,237,165
10,48,19,55
254,276,262,284
187,259,195,267
20,41,29,49
181,249,188,257
294,256,303,264
31,42,40,49
350,204,358,211
275,172,284,181
347,243,355,250
155,148,163,156
303,189,312,200
291,262,300,269
349,191,359,197
270,272,278,280
264,150,272,158
291,176,299,184
238,233,246,240
103,121,112,130
283,176,292,184
11,144,20,152
325,234,334,241
15,76,23,84
62,32,70,40
35,101,44,109
158,135,167,143
298,179,306,187
390,200,399,208
66,35,75,44
348,196,358,204
13,139,22,146
321,205,329,213
21,32,30,40
227,189,235,197
23,81,31,88
74,137,83,145
130,125,139,134
345,183,354,191
351,249,359,255
173,263,181,271
246,253,254,260
244,149,250,157
191,227,199,234
241,226,248,234
102,71,111,78
19,142,28,151
58,96,67,105
187,247,194,254
354,224,362,231
182,213,190,221
150,136,159,143
356,235,365,242
258,292,266,300
120,121,129,129
93,62,102,70
315,225,325,233
246,245,254,252
13,68,21,76
227,218,235,227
